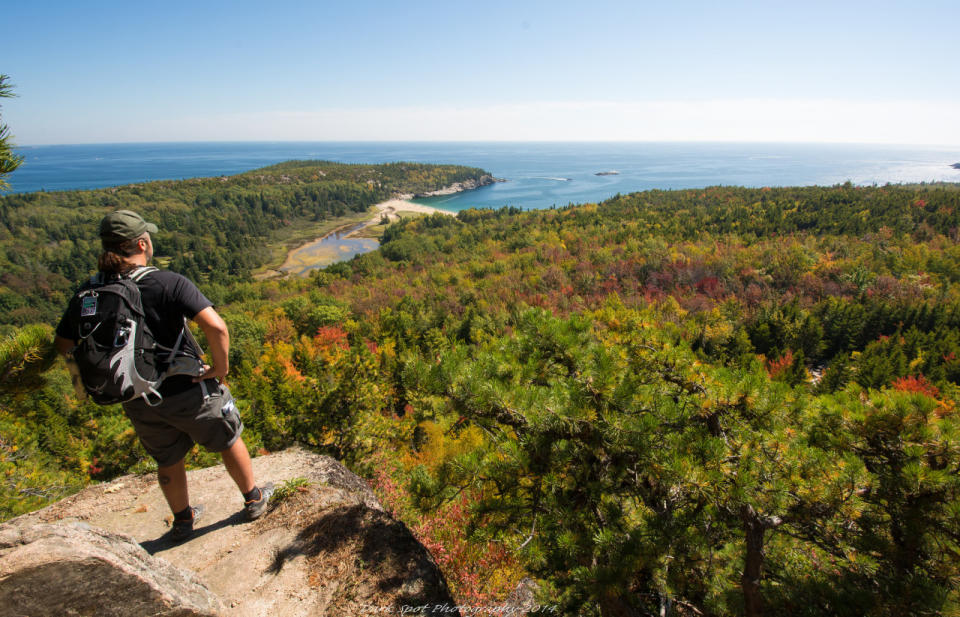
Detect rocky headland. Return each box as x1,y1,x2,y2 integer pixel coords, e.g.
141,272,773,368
411,174,504,198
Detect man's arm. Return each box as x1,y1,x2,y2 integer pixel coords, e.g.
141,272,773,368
192,306,229,382
54,335,75,356
54,334,87,398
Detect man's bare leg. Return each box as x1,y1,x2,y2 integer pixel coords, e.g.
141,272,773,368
220,437,256,494
157,458,189,514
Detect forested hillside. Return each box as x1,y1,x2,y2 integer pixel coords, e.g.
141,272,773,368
0,160,489,327
3,181,960,616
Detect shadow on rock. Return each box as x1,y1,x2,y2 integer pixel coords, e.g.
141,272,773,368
264,494,459,616
140,509,247,555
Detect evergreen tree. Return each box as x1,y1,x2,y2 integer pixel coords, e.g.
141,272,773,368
0,74,24,190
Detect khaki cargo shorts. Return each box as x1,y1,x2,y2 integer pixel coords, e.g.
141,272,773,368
122,379,244,467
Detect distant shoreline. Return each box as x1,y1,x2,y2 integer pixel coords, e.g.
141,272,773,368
9,143,958,207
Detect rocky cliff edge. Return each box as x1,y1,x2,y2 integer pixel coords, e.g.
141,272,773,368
0,448,459,617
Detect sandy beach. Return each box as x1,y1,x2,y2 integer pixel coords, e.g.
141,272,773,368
348,196,455,236
264,197,455,277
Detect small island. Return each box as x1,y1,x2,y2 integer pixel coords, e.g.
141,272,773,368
952,162,960,169
595,170,620,176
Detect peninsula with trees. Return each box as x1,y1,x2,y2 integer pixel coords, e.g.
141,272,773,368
0,160,493,327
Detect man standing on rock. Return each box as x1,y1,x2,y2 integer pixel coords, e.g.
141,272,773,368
53,210,273,541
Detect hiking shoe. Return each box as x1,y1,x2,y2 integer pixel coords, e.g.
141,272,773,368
244,483,274,521
169,504,204,542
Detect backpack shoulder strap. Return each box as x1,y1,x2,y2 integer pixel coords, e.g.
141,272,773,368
128,266,159,282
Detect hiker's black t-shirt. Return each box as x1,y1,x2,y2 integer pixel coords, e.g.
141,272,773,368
56,269,213,395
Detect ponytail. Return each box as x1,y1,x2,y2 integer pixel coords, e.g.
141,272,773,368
98,235,143,275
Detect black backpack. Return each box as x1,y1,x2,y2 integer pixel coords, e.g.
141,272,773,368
68,266,202,406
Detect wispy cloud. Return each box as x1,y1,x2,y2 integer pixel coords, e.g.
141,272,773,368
21,99,960,145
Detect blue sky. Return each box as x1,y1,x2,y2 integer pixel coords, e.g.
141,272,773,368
4,0,959,144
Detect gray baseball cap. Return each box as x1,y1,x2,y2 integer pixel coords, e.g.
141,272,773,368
99,210,158,242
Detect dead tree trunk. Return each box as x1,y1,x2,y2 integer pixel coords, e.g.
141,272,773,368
740,505,782,617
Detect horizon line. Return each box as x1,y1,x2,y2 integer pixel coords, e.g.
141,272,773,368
15,139,960,150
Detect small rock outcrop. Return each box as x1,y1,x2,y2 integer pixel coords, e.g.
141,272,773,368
0,448,458,616
0,522,221,617
504,577,540,613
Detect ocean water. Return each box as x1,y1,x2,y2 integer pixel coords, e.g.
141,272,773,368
7,142,960,211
